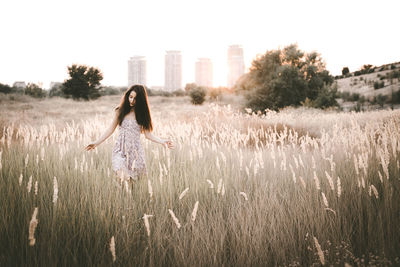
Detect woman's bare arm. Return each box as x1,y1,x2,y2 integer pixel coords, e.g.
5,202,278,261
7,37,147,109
85,111,119,151
144,130,174,149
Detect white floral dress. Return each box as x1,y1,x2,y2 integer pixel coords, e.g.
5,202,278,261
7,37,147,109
112,116,147,179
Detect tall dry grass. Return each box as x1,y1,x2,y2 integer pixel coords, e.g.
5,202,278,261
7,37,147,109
0,95,400,266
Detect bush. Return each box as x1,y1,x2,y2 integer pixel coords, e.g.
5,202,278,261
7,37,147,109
374,81,385,90
0,83,14,94
375,94,387,107
189,86,206,105
310,84,338,109
24,83,47,98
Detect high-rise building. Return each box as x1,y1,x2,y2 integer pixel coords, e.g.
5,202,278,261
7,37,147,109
227,45,245,88
195,58,213,87
128,56,147,87
165,50,182,91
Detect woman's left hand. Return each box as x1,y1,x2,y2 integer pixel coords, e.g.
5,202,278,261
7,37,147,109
164,140,174,149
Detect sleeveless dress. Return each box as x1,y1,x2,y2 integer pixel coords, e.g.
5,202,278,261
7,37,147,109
112,116,147,179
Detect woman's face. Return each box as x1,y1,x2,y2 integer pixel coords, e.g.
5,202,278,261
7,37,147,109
128,91,136,107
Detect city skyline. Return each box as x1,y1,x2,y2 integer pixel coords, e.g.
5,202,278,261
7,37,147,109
0,0,399,89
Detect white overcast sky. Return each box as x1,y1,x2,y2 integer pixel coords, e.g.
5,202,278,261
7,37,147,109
0,0,399,88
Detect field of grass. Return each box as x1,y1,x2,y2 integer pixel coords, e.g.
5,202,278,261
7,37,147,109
1,94,400,266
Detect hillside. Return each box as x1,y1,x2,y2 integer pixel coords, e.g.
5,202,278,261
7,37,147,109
336,62,400,99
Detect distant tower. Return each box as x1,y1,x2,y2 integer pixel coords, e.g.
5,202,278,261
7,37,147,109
165,50,182,91
195,58,213,87
128,56,147,87
227,45,245,88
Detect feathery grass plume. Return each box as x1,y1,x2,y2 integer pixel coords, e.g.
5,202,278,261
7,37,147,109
53,176,58,204
221,184,225,196
325,208,336,215
19,173,23,186
109,236,116,262
206,179,214,189
312,155,316,169
313,237,325,265
299,176,306,189
168,209,181,229
216,156,220,170
293,155,299,169
337,177,342,198
321,192,329,207
124,180,131,194
40,147,44,161
217,179,223,194
25,153,29,168
191,201,199,222
313,171,320,190
142,214,153,237
378,171,383,183
28,207,38,246
369,185,379,199
298,154,304,168
179,187,189,200
239,192,248,201
34,181,38,195
27,175,33,193
325,171,334,191
148,179,153,199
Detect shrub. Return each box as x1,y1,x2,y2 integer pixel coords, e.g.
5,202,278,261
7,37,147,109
189,86,206,105
374,81,385,90
25,83,47,98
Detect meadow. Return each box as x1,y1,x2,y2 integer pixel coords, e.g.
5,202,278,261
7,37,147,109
1,93,400,266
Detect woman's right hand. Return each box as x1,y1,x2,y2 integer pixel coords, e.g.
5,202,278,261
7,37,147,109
85,143,97,151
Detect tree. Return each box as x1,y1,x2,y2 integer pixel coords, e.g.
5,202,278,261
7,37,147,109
189,86,206,105
342,67,350,76
185,83,197,92
25,83,47,98
236,44,335,111
62,64,103,100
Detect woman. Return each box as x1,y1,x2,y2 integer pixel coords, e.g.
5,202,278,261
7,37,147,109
85,85,174,181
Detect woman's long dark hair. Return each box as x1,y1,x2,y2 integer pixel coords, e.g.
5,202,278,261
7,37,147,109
115,85,153,132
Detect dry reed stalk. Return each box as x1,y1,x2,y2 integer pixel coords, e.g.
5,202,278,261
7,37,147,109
239,192,248,201
19,173,23,186
337,177,342,198
191,201,199,222
313,237,325,265
299,176,306,189
178,187,189,200
142,214,153,237
27,175,32,193
313,171,320,190
325,171,334,191
148,179,153,199
217,179,223,194
168,209,181,229
110,236,116,262
206,179,214,189
321,192,329,207
369,185,379,199
28,207,38,246
53,176,58,204
34,181,38,196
